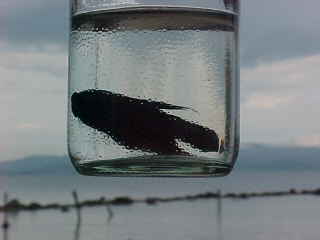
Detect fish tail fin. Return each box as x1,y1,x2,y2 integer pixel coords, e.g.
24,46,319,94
175,122,220,152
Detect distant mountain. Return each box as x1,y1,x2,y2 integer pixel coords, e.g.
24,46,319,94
0,155,77,176
0,144,319,176
236,144,320,171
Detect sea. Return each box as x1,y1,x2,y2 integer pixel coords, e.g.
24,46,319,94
1,169,320,240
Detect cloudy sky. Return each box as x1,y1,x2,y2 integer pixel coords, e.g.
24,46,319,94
1,0,319,161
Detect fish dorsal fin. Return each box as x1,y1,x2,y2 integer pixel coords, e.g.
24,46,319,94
156,102,198,113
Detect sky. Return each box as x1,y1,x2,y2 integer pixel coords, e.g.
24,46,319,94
0,0,320,161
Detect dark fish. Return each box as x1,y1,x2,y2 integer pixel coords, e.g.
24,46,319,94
71,89,219,155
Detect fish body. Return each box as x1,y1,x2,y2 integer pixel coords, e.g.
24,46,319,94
71,89,219,154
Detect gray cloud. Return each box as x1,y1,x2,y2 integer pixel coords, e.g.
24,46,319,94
1,0,320,161
3,0,68,48
239,54,320,144
241,0,320,66
3,0,320,66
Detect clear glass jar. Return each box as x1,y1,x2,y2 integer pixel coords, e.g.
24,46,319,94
68,0,240,176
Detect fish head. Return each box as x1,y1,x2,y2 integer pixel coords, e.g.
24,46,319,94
71,90,110,120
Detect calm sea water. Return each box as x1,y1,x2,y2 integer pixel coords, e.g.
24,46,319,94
2,192,320,240
1,170,320,240
1,170,320,202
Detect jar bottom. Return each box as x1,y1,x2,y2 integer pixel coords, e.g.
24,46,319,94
71,155,232,177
